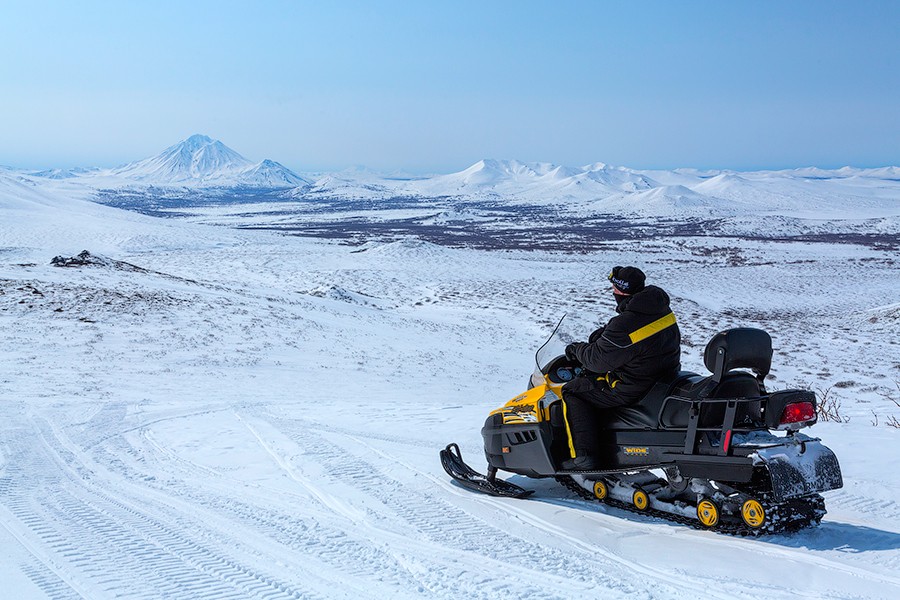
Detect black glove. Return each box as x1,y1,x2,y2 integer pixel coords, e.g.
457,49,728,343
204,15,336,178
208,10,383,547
588,326,605,344
565,343,582,362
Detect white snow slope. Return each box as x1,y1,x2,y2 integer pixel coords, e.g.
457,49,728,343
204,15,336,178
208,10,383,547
1,172,899,599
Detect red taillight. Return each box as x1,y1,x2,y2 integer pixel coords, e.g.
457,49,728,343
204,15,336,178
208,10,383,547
780,402,816,425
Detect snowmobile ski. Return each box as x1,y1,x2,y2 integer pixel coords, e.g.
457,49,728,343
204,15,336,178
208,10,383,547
440,443,533,498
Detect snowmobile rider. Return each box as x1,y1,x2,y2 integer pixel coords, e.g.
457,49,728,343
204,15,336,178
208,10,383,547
560,266,681,471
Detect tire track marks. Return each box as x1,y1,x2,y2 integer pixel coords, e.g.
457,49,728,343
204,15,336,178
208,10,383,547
264,414,694,599
0,418,319,599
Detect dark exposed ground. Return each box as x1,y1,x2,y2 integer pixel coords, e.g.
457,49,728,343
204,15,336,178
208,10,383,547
241,222,899,253
93,190,900,253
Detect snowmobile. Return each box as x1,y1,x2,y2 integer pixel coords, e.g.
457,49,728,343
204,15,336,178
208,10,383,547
441,316,843,535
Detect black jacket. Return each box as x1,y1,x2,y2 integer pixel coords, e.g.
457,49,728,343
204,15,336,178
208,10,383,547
572,285,681,403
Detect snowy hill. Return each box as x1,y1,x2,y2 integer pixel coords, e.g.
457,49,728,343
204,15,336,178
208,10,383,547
103,134,309,187
0,168,249,261
597,184,720,217
15,142,896,226
29,167,98,179
403,158,658,200
296,159,899,224
237,158,310,188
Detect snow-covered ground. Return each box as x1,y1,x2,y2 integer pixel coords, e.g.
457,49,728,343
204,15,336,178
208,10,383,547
1,167,899,599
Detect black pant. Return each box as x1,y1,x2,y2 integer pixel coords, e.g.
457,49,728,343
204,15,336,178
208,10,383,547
561,376,631,456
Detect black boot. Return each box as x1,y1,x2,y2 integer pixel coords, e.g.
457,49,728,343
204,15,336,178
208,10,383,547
560,455,603,471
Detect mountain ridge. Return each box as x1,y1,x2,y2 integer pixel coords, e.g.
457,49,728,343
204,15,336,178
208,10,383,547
12,139,898,218
107,134,309,188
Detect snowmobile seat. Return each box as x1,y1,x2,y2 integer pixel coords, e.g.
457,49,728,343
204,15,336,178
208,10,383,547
605,371,702,429
590,329,773,430
711,371,762,397
653,328,771,430
659,371,765,428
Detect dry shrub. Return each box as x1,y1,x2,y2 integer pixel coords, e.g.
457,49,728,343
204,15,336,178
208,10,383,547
816,385,850,423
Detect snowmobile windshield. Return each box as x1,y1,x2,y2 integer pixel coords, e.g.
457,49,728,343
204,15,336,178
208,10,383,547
530,315,584,388
534,315,575,372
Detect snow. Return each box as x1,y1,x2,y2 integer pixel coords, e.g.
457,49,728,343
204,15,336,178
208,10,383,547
1,158,900,599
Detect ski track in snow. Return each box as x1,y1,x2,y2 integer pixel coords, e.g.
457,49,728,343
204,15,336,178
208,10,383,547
1,179,900,599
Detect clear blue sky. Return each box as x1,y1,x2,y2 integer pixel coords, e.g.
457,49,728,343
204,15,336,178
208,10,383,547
1,0,898,172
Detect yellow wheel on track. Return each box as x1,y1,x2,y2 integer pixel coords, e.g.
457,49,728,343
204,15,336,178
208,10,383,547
741,499,766,528
697,499,720,528
592,480,608,501
632,489,649,511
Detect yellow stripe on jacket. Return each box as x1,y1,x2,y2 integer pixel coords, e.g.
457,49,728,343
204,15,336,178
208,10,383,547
627,312,677,344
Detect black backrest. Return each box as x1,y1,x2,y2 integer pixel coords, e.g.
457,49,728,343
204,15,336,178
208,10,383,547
703,328,772,384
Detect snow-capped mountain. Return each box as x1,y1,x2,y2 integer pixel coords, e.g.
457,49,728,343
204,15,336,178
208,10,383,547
237,158,310,188
29,167,98,180
11,139,899,224
108,134,309,187
294,157,899,221
112,134,250,181
408,158,656,197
